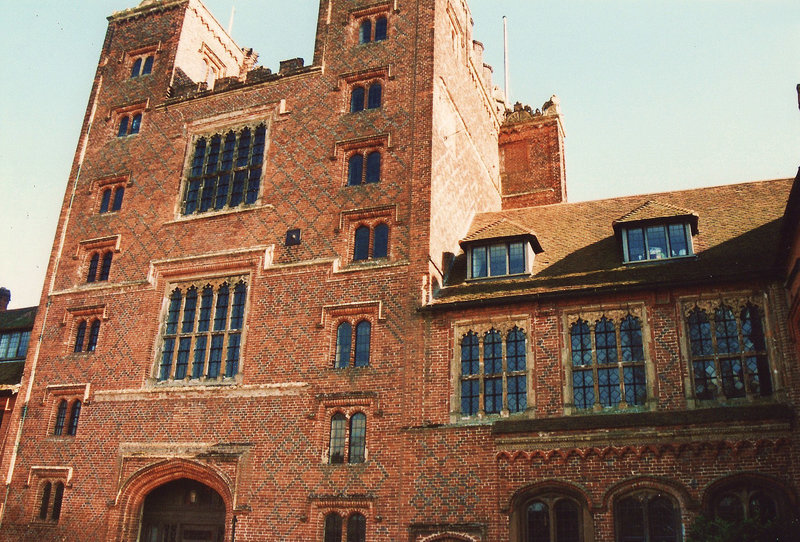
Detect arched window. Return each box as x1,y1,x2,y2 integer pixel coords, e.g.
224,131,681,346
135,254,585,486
112,186,125,211
347,513,367,542
365,151,381,184
130,113,142,134
142,55,154,75
100,188,112,213
354,321,371,367
350,86,365,112
39,482,52,520
54,400,68,435
507,327,527,412
87,253,100,282
459,326,529,417
709,480,791,526
353,226,371,261
335,322,352,369
374,17,388,41
131,58,142,78
67,400,82,436
118,116,129,137
359,19,372,44
51,482,65,521
87,319,100,352
348,154,364,186
372,223,389,258
460,331,480,415
484,329,503,414
349,412,366,463
616,493,680,542
329,413,347,464
73,320,87,353
525,496,581,542
99,251,113,281
367,83,382,109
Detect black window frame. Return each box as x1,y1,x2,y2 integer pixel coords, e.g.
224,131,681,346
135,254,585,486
157,279,247,383
181,124,266,216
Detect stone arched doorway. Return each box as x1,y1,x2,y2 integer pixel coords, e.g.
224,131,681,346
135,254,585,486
138,478,226,542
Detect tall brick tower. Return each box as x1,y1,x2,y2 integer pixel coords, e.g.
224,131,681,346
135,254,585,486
0,0,509,540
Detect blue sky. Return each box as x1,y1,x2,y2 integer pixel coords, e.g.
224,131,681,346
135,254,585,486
1,0,798,308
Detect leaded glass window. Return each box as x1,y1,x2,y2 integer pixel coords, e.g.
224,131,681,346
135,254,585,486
686,303,772,401
158,279,247,382
623,223,693,262
182,125,266,215
329,413,346,464
569,314,647,410
458,326,527,417
469,241,527,278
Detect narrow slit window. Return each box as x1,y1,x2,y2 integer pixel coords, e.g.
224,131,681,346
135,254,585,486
87,253,99,283
142,55,154,75
359,20,372,44
374,17,388,41
87,319,100,352
365,152,381,184
349,412,366,463
111,187,124,212
53,400,67,435
117,116,129,137
354,321,371,367
367,83,382,109
351,86,365,112
99,252,112,281
353,226,370,261
348,154,364,186
67,400,82,436
335,322,352,369
329,413,346,464
100,189,112,213
73,321,87,353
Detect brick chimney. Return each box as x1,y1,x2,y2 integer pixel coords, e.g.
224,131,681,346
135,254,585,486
0,288,10,312
499,97,566,209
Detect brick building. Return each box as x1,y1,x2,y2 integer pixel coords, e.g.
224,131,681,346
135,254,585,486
0,0,798,540
0,289,36,471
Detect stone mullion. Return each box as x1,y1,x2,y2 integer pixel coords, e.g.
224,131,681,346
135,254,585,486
501,331,509,416
615,324,629,409
590,326,601,412
478,334,485,417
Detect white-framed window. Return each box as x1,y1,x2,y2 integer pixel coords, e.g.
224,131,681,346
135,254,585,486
621,222,693,263
468,240,529,279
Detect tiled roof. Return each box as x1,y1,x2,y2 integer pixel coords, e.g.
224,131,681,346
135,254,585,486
614,200,698,227
459,218,543,252
435,178,793,306
0,307,37,332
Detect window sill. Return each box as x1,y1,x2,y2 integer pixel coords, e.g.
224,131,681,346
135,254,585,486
335,258,408,274
165,203,273,224
492,403,792,435
465,272,531,282
622,254,696,265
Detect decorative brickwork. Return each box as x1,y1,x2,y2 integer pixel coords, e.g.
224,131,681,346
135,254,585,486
1,0,798,540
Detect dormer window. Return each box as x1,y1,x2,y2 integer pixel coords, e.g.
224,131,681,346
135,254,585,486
622,223,693,262
614,200,698,264
460,218,543,280
470,241,526,278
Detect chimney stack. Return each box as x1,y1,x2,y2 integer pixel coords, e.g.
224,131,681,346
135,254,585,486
0,288,10,312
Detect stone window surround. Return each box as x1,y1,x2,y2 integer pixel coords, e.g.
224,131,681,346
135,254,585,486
561,303,655,416
450,314,531,423
678,292,781,408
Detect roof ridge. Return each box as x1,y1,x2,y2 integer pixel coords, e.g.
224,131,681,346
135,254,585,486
615,199,697,223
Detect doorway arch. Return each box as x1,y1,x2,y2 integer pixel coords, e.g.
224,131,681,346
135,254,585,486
139,478,225,542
